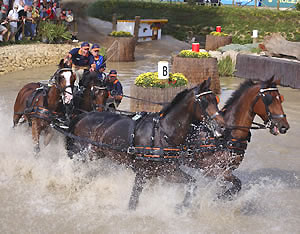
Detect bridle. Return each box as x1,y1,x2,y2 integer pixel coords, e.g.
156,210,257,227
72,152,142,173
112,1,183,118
252,86,286,129
90,85,108,110
49,68,74,99
195,90,220,121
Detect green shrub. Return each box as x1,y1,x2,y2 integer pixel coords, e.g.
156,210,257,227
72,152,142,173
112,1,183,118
135,72,188,88
295,2,300,11
38,21,72,43
178,50,211,58
109,31,133,37
218,56,235,77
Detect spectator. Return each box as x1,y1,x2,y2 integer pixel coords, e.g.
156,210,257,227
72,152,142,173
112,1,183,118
24,0,32,6
15,0,26,41
24,5,34,39
2,0,9,10
31,0,38,36
7,4,18,40
0,6,8,42
39,3,48,19
43,3,55,21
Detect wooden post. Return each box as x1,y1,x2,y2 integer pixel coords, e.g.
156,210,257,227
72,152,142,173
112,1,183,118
133,16,140,42
277,0,280,10
255,0,257,8
112,13,117,32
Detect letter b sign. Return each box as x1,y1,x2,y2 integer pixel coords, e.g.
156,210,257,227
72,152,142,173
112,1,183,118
158,61,169,79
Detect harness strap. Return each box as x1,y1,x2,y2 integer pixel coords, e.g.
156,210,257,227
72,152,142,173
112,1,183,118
134,146,182,161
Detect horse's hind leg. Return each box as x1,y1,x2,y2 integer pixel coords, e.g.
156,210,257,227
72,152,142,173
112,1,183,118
44,127,54,146
128,173,147,210
218,173,242,200
169,169,197,213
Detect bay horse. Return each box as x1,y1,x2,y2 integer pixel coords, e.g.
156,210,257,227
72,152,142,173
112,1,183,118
184,77,290,199
13,59,76,153
66,78,225,210
72,72,109,114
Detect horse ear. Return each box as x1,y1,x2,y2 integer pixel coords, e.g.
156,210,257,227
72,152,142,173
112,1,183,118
58,59,64,69
266,75,280,86
199,77,211,91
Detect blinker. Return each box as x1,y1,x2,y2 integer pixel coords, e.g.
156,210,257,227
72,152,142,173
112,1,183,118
264,94,273,105
280,95,284,103
216,96,220,104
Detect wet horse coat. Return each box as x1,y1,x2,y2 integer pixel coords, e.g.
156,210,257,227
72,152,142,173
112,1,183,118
185,77,290,198
13,61,76,153
66,79,225,210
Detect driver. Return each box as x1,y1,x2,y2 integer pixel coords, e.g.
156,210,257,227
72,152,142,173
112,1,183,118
64,41,95,88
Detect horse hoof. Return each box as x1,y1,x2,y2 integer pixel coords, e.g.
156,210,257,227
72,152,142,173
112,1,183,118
34,145,40,156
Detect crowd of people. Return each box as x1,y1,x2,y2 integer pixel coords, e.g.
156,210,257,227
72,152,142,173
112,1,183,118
0,0,76,42
65,41,124,109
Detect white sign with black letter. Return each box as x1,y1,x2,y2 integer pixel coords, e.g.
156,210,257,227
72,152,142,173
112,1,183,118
158,61,169,79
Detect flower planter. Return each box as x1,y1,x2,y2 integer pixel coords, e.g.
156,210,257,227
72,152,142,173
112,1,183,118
171,56,220,94
205,35,232,51
130,85,188,113
106,36,136,62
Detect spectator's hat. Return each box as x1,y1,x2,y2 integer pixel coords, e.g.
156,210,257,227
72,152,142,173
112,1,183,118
80,41,90,49
91,43,100,51
1,6,7,12
109,70,117,77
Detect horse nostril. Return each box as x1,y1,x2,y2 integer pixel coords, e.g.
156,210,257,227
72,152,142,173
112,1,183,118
280,127,288,134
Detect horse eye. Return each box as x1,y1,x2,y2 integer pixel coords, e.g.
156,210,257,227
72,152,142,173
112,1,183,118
215,96,220,104
264,94,273,105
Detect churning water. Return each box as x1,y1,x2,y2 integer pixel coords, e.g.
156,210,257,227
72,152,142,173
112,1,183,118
0,41,300,233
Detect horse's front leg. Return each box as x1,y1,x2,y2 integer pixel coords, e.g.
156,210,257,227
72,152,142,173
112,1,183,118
32,119,42,154
218,172,242,200
165,168,197,213
128,173,148,210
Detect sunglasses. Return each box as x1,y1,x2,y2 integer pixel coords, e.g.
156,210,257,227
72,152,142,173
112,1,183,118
82,48,89,51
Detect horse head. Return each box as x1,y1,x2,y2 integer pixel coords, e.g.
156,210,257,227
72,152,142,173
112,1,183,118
51,59,76,105
89,75,109,112
191,78,225,138
252,76,290,135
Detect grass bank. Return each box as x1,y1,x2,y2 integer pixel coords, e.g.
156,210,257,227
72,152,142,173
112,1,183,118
86,0,300,44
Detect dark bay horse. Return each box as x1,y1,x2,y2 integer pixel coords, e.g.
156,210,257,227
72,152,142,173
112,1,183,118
184,77,290,199
13,60,76,153
66,79,225,210
73,72,109,114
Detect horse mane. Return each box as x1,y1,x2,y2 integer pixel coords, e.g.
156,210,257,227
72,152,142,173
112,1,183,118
159,88,190,116
222,80,256,112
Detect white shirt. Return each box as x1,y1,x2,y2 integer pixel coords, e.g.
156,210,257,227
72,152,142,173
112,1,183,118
8,9,18,28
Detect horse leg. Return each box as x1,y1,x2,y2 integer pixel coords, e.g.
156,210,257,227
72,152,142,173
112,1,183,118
128,173,147,210
165,168,197,213
218,173,242,200
44,127,54,146
13,113,22,127
32,120,41,154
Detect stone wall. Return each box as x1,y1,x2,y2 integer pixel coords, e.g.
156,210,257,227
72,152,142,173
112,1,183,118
0,43,79,76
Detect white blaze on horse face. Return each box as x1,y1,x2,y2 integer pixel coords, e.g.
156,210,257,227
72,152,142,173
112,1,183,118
63,71,73,104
